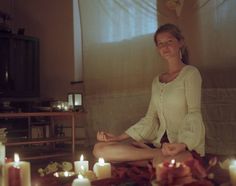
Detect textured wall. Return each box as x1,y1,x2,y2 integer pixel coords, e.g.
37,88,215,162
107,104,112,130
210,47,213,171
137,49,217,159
13,0,76,100
180,0,236,88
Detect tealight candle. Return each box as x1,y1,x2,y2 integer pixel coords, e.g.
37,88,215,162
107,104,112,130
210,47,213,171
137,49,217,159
169,159,176,167
229,160,236,186
64,171,69,177
74,154,89,174
4,153,31,186
155,159,191,184
72,174,91,186
93,158,111,179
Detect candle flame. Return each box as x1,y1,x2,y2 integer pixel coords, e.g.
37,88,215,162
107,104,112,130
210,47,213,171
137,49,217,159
64,171,69,177
14,153,20,163
80,154,84,161
54,172,59,177
98,158,105,165
78,174,83,179
168,159,176,168
171,159,175,164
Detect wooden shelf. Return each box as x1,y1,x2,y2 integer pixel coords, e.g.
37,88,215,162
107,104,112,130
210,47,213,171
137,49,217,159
0,111,76,118
6,137,71,146
30,121,51,125
7,146,72,161
0,111,78,160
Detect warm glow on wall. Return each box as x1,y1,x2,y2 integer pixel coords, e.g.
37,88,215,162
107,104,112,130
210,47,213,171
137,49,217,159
165,0,184,17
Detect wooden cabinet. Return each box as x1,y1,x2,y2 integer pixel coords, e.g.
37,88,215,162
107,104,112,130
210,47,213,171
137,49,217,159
0,33,39,98
0,112,76,161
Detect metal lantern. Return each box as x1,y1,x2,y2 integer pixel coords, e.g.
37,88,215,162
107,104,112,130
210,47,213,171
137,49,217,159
68,93,82,111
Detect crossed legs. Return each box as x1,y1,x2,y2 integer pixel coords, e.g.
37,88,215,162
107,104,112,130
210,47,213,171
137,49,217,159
93,141,193,166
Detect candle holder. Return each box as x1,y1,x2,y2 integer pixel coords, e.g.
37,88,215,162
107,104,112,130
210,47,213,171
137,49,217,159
68,93,83,111
155,160,192,186
51,101,69,111
153,158,217,186
53,171,76,184
229,160,236,186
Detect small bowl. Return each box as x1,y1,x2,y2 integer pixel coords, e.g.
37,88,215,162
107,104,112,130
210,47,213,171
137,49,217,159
53,171,76,183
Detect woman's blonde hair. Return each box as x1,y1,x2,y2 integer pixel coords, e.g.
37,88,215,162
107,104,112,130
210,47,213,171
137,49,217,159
154,23,189,65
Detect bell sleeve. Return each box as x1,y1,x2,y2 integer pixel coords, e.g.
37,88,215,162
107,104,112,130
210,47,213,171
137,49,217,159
125,80,160,142
178,68,205,156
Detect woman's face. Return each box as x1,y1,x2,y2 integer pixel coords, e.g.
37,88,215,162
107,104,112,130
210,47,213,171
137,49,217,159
155,32,183,61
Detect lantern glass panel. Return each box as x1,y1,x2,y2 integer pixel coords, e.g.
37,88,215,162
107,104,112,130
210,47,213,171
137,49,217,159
74,94,82,106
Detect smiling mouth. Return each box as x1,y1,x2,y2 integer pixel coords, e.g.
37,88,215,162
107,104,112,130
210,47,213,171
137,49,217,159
163,51,171,55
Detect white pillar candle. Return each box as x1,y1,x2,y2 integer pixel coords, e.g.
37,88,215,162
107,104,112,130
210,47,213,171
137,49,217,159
74,154,89,174
93,158,111,179
4,153,31,186
0,142,5,165
72,174,91,186
0,143,5,186
229,160,236,186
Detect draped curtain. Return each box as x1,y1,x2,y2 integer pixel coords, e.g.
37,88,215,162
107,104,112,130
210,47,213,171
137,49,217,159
76,0,164,135
78,0,162,96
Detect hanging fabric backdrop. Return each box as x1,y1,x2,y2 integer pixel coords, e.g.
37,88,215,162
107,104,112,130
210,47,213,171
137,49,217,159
78,0,164,135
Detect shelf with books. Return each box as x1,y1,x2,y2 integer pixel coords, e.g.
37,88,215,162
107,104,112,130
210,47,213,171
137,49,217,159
0,111,78,160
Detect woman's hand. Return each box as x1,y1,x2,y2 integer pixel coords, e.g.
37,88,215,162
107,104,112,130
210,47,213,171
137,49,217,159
96,131,118,142
161,142,187,156
96,131,130,142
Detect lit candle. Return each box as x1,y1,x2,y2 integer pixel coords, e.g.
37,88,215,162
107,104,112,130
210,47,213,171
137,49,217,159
57,105,62,110
93,158,111,179
169,159,176,167
64,171,69,177
72,174,91,186
4,153,31,186
64,106,69,111
74,154,89,174
155,159,191,184
229,160,236,186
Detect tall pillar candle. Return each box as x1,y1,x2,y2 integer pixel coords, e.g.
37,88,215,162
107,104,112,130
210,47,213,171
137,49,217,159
0,142,5,186
229,161,236,186
4,153,31,186
93,158,111,179
0,142,5,165
74,154,89,174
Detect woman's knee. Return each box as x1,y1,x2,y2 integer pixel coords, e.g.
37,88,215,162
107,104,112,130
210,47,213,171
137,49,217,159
93,142,107,158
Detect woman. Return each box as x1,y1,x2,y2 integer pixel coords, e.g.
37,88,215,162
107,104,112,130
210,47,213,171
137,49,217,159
93,23,205,165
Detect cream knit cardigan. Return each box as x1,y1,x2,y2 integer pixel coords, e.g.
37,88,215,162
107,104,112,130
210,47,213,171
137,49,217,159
125,65,205,156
